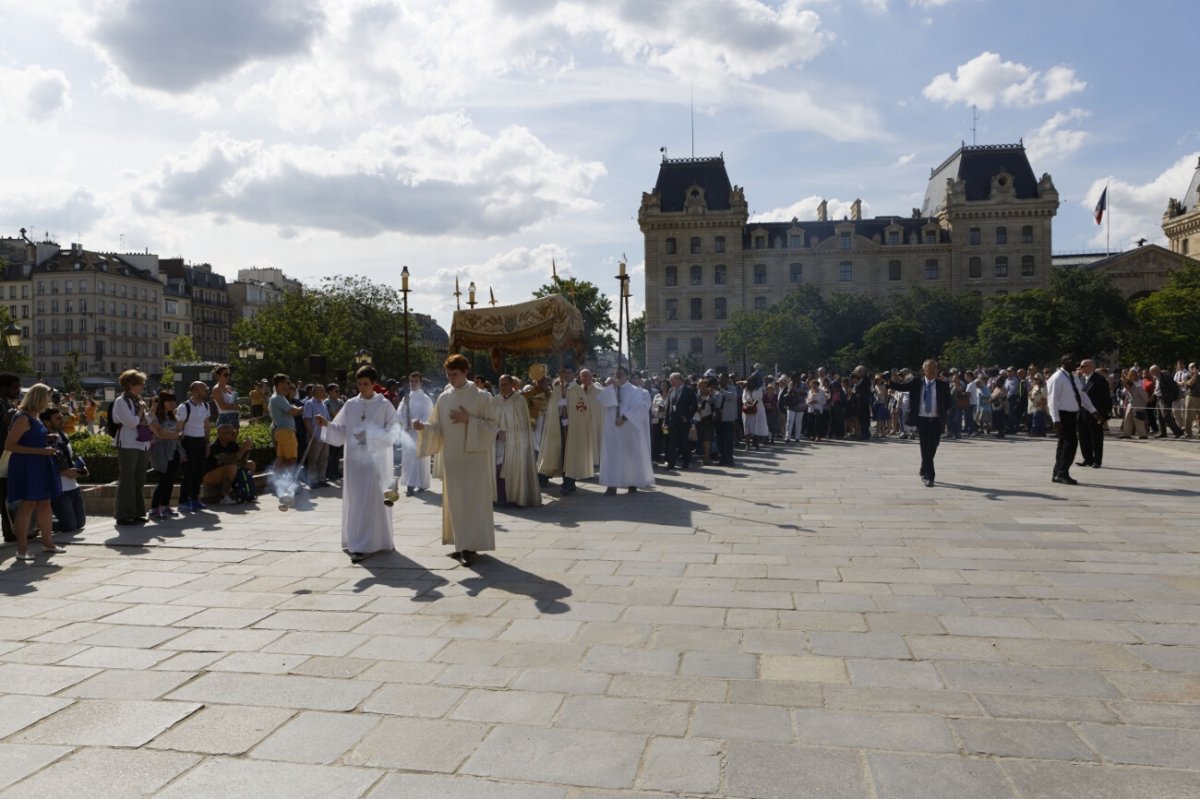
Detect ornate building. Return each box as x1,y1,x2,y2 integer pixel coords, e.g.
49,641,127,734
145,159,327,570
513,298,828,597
1163,156,1200,258
639,143,1059,369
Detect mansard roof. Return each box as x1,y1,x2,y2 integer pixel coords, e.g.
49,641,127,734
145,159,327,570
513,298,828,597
921,143,1040,217
653,156,733,212
742,216,947,248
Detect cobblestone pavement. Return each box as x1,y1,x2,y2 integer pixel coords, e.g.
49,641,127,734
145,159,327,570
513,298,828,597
1,434,1199,797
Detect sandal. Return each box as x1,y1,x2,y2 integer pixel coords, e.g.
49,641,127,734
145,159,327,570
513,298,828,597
42,546,67,554
13,552,33,562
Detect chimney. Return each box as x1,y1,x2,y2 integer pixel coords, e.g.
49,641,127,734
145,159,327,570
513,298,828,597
850,199,862,221
817,199,828,222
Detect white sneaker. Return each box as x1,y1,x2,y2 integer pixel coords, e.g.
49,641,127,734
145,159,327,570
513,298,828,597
219,495,238,506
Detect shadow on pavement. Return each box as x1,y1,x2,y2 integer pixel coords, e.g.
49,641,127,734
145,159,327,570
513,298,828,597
459,557,572,614
350,550,450,602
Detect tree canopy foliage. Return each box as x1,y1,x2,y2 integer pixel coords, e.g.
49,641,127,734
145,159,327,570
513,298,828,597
532,277,616,362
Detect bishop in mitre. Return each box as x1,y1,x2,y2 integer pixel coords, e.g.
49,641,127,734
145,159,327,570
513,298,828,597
537,364,595,495
596,366,654,495
493,374,541,508
397,371,432,496
415,354,498,566
316,366,397,563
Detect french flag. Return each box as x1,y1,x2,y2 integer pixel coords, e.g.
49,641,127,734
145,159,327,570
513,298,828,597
1094,186,1107,225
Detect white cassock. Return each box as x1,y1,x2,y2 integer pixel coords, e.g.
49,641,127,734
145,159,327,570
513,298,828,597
318,393,397,554
418,383,498,552
398,389,433,490
493,391,542,508
597,382,655,489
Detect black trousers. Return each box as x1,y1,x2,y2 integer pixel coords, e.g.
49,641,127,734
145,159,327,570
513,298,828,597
1054,410,1079,478
180,436,208,504
152,453,181,508
717,420,736,465
858,407,871,440
666,421,691,467
0,477,12,541
915,416,942,480
1157,404,1182,436
1078,413,1104,466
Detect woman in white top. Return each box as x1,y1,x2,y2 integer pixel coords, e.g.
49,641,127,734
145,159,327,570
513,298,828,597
213,365,239,428
806,378,827,442
742,378,770,449
112,369,152,524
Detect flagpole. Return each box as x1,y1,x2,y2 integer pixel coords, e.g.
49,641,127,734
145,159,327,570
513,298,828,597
1106,183,1111,256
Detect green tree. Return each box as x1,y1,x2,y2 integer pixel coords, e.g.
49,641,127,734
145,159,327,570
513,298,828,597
627,311,645,370
940,336,987,370
859,318,929,371
820,292,884,356
716,308,768,375
977,292,1057,366
532,277,617,362
886,287,982,356
0,306,32,375
1123,260,1200,365
1044,268,1130,360
715,306,821,375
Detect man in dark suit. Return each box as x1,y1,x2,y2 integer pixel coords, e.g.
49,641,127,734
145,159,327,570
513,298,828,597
1077,359,1111,468
853,366,873,440
664,372,697,470
889,359,952,486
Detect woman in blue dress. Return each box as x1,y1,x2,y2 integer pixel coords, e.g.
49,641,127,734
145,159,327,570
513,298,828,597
3,384,64,561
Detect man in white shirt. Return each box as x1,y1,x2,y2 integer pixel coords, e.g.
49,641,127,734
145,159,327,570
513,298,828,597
1045,354,1100,486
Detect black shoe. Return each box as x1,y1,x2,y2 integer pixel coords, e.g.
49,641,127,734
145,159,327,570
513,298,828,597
604,487,617,496
406,487,415,497
447,551,463,563
1077,461,1093,467
1052,474,1079,485
628,487,637,494
461,550,477,566
922,477,934,487
350,552,365,563
1091,463,1101,469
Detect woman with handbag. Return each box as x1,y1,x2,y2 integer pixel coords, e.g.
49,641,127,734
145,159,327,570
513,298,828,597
3,384,65,560
742,374,769,450
113,369,153,525
1120,370,1149,439
148,390,184,520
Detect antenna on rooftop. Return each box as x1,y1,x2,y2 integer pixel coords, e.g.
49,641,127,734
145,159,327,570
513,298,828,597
970,105,979,146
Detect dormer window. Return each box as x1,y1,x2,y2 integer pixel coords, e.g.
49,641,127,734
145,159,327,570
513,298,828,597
887,231,900,245
754,235,765,250
840,232,852,250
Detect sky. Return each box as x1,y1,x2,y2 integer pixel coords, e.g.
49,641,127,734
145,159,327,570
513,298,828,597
1,0,1197,334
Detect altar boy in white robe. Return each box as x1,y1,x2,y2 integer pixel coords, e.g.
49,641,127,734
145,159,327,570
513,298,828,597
315,365,397,564
597,367,655,495
493,374,542,508
397,372,432,496
415,354,498,567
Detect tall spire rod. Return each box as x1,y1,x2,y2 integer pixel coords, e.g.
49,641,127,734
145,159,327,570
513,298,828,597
970,105,979,146
690,84,695,158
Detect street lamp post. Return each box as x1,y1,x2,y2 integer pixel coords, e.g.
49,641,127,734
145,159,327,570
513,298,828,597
401,265,411,375
355,348,372,368
467,282,477,310
4,322,22,349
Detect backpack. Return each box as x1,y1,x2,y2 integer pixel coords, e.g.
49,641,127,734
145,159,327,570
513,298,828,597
230,466,257,503
105,400,121,437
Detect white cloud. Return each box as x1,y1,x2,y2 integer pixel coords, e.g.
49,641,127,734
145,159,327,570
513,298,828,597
0,186,103,238
89,0,323,92
896,152,917,166
1024,108,1090,163
1083,152,1200,249
139,114,606,238
911,0,954,7
0,64,71,116
923,52,1085,110
751,196,871,222
415,243,572,320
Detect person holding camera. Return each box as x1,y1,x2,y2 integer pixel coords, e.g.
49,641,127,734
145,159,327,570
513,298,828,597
44,407,87,534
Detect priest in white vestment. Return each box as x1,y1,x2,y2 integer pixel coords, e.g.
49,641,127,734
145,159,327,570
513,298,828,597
397,372,432,496
580,369,604,469
597,367,655,494
415,355,498,566
316,367,397,563
537,366,596,495
493,375,542,508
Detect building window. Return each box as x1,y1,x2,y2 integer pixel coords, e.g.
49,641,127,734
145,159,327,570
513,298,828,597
840,232,852,250
788,234,803,248
665,266,677,286
754,264,767,285
924,230,937,244
969,227,980,245
50,300,58,314
754,296,767,310
690,265,702,285
690,236,701,254
996,226,1007,245
715,236,725,253
925,259,939,280
665,238,676,255
839,261,852,282
754,235,765,250
714,264,727,285
789,263,802,284
665,337,678,357
690,298,702,320
995,256,1008,277
665,299,678,320
1021,255,1035,276
1022,225,1034,244
79,279,87,291
969,257,982,278
715,297,727,319
888,260,902,281
887,231,900,245
690,337,703,354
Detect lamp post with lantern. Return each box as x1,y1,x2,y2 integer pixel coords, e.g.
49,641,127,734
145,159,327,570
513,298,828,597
400,266,411,375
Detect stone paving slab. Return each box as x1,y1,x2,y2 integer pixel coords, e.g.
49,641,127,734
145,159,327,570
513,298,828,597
0,434,1196,795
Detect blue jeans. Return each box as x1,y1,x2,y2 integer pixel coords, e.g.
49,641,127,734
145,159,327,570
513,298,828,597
947,408,963,438
1031,410,1047,437
52,488,86,532
964,408,978,435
